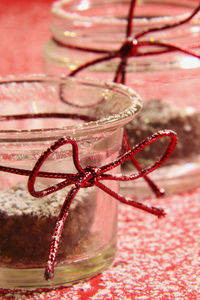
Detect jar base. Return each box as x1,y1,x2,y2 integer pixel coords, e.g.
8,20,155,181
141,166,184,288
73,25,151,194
0,241,116,290
121,157,200,197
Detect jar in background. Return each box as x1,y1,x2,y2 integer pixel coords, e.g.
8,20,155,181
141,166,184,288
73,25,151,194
0,75,141,289
43,0,200,196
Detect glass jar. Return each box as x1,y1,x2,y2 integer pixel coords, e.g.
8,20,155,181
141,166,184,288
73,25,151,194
0,75,141,289
43,0,200,196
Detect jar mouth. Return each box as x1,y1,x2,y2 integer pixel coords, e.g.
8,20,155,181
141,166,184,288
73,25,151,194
0,74,142,140
51,0,199,52
52,0,198,26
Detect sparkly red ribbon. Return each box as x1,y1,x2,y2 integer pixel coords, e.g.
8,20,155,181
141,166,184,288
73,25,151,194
0,129,177,280
4,129,177,280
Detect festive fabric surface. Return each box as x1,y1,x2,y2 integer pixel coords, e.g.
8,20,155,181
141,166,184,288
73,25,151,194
0,0,199,299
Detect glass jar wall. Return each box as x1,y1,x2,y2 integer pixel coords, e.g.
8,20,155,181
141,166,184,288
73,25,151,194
43,0,200,196
0,75,141,289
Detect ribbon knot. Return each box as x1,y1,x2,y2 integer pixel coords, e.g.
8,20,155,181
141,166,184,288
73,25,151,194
82,166,100,187
118,38,138,58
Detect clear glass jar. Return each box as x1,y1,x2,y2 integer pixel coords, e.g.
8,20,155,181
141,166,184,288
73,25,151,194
0,75,141,289
43,0,200,196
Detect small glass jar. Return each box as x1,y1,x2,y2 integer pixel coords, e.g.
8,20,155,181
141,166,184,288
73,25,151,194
0,75,141,289
43,0,200,196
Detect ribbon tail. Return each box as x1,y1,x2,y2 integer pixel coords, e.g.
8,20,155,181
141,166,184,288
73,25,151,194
44,183,81,280
113,56,127,84
122,131,165,197
126,0,137,38
44,172,92,280
96,181,166,218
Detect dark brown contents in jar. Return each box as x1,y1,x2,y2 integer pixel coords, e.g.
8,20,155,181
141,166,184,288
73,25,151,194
0,183,96,267
124,99,200,168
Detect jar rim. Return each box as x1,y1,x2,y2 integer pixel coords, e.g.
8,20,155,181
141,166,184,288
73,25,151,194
52,0,198,27
0,74,142,141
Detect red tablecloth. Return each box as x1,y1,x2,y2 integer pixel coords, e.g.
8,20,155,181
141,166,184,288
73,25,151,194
0,1,199,299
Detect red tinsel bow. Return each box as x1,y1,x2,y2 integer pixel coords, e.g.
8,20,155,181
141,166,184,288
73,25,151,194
19,130,175,279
